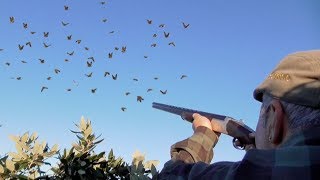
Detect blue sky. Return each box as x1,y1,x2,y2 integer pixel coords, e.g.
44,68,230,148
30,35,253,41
0,0,319,170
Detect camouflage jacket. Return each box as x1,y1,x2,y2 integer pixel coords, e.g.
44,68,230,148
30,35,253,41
158,126,320,180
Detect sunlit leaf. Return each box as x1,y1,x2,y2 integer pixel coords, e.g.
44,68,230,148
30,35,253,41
30,132,38,141
17,141,30,151
9,135,19,142
80,116,86,131
143,160,159,170
51,144,59,152
5,159,15,172
0,164,4,173
21,132,29,143
132,150,145,166
108,149,114,160
8,152,22,161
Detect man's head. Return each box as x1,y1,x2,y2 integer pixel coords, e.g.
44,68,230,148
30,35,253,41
253,50,320,149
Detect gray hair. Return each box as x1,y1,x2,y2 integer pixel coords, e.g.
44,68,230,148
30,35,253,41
262,94,320,132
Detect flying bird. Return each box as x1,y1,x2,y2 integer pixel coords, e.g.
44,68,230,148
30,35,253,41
39,59,45,64
84,47,89,51
66,88,72,92
9,16,15,23
23,23,28,29
164,31,170,38
159,24,165,28
47,77,52,80
30,31,36,35
85,72,93,77
153,34,157,38
147,19,152,24
112,74,117,80
67,51,74,56
91,88,97,93
160,90,167,94
104,72,110,77
137,96,144,102
121,107,127,112
133,78,138,81
109,31,115,34
151,43,157,47
114,47,119,51
75,40,81,44
67,35,72,40
147,88,153,92
21,60,27,63
18,44,24,51
102,18,107,23
26,42,32,47
154,77,158,80
100,1,106,5
64,5,69,10
121,46,127,53
43,32,49,37
88,56,95,62
180,75,187,79
182,22,190,29
5,62,10,66
86,61,93,67
41,86,48,92
125,92,130,96
16,77,22,80
64,59,69,62
108,52,113,58
144,55,148,59
54,69,61,74
43,42,51,48
168,42,176,47
61,21,69,26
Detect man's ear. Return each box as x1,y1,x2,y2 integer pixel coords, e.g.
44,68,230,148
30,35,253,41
267,100,286,145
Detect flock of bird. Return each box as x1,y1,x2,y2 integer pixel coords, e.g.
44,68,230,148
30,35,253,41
1,1,190,112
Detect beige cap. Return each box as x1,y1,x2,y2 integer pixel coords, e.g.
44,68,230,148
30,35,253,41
253,50,320,108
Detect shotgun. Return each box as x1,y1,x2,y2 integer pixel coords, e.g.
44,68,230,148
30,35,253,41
152,102,255,150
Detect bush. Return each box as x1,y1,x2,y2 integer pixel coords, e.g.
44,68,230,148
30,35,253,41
0,117,159,180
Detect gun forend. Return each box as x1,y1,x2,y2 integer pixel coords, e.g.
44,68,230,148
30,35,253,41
152,102,255,150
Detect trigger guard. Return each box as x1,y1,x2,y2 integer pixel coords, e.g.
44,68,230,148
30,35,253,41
233,138,245,150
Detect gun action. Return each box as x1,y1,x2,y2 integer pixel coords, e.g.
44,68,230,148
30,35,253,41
152,102,255,150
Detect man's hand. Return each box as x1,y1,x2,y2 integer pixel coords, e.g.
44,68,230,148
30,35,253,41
192,113,213,131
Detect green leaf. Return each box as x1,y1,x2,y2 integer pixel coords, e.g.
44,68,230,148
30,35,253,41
108,149,114,160
70,129,81,134
93,138,104,145
78,169,86,175
150,164,158,177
